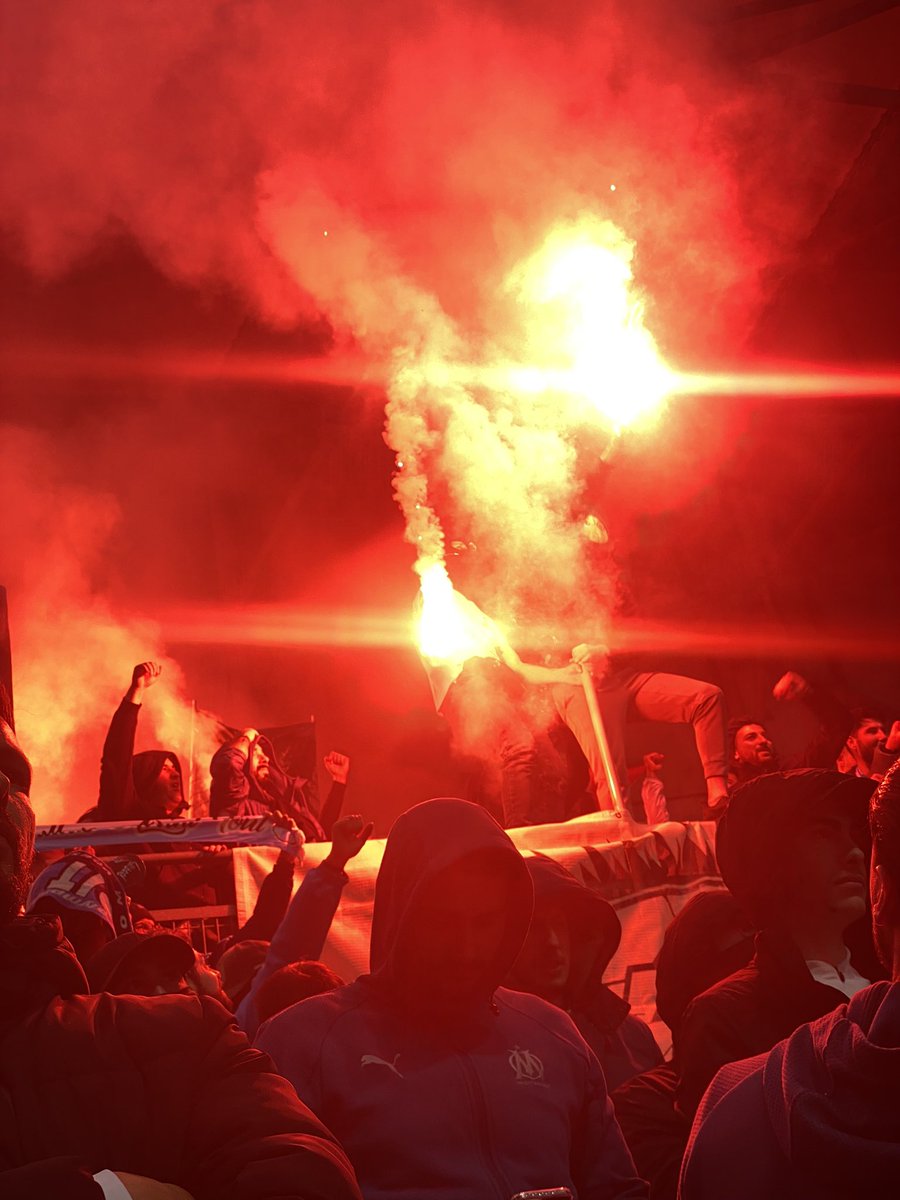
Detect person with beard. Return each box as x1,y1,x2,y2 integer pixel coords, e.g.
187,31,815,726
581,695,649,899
680,760,900,1199
727,670,852,790
506,855,662,1092
675,769,880,1124
0,716,362,1200
837,709,900,780
87,662,187,821
256,798,648,1199
210,728,350,844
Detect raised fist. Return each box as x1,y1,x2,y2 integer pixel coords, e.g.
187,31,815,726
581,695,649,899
772,671,810,702
131,662,162,691
324,750,351,786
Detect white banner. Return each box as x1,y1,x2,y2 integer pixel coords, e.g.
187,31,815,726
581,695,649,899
233,813,722,1055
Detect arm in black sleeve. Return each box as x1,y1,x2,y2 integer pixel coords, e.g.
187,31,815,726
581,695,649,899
231,850,296,946
97,699,139,821
794,686,852,770
318,781,346,838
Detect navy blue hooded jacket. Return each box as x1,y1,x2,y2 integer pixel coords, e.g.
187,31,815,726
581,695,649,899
256,798,647,1200
679,980,900,1199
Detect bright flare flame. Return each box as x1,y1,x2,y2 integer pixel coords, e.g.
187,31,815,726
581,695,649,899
506,217,675,432
415,561,501,667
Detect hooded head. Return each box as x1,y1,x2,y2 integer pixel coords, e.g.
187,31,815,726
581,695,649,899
132,750,186,818
506,855,620,1009
716,770,874,932
655,890,755,1039
369,798,533,1018
759,984,900,1193
27,851,133,963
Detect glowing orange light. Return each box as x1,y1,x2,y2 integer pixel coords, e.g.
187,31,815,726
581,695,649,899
415,561,501,667
504,217,675,433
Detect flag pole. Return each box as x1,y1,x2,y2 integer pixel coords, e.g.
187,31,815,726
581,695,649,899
579,667,626,819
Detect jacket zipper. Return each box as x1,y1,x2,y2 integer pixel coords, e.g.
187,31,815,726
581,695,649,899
456,1050,512,1200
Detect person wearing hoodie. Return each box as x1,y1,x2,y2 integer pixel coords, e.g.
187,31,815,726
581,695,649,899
507,854,663,1092
675,768,880,1122
88,661,187,821
0,715,362,1200
210,727,350,844
679,759,900,1200
611,891,755,1200
256,797,648,1200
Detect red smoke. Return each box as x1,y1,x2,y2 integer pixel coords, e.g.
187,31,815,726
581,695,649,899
0,0,846,360
0,0,867,818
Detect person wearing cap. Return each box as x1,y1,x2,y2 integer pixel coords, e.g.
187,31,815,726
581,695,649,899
86,927,196,996
675,768,880,1122
506,854,663,1091
0,716,362,1200
680,760,900,1199
26,850,135,964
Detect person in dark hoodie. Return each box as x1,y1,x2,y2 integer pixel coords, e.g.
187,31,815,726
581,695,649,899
256,797,648,1200
0,715,362,1200
612,891,755,1200
675,768,879,1122
88,661,187,821
210,727,349,843
507,854,663,1091
680,758,900,1200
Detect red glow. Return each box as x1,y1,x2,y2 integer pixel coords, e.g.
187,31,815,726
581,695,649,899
154,603,900,663
4,344,897,400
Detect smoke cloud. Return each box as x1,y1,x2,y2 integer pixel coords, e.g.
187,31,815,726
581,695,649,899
0,0,854,796
0,427,219,823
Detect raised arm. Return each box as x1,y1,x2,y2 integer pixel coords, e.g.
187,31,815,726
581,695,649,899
97,662,160,821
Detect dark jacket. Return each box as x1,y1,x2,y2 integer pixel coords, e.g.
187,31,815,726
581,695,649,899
257,798,647,1200
675,926,869,1120
613,1065,684,1200
611,891,754,1200
679,981,900,1200
93,699,186,821
210,735,329,843
0,913,361,1200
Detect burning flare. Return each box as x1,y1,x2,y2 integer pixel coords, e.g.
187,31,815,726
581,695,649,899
415,561,501,668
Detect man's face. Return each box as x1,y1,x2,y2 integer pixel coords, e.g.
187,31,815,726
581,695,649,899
733,724,776,769
509,900,571,1005
849,719,886,768
785,796,868,931
407,856,512,1005
0,767,36,926
150,757,183,816
250,742,270,782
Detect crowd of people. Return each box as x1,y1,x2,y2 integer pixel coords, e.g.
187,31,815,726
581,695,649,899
1,647,899,1199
